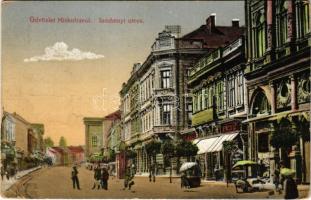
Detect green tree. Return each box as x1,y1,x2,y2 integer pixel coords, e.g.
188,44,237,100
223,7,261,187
145,140,161,169
161,140,175,183
59,136,67,147
223,140,237,184
175,140,198,173
109,149,116,162
44,137,54,148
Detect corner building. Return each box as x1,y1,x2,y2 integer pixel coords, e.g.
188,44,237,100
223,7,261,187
120,15,244,175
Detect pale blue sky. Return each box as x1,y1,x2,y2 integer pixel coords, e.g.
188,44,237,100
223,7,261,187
2,1,245,145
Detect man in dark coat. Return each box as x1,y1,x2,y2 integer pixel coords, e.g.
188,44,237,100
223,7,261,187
123,164,134,190
92,165,101,189
284,176,299,199
71,166,81,190
101,168,109,190
149,163,156,182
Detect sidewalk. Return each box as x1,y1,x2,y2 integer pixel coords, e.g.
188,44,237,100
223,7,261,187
134,173,180,178
0,166,42,192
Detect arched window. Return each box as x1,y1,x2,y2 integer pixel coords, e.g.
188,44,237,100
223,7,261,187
252,91,271,115
254,12,266,58
298,0,310,38
277,0,288,46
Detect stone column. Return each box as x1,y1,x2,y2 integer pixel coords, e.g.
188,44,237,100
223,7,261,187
266,0,273,51
270,82,276,114
291,75,297,111
287,0,294,42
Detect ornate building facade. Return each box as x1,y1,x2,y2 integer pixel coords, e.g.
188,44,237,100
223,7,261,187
188,36,247,180
120,15,245,175
244,0,310,183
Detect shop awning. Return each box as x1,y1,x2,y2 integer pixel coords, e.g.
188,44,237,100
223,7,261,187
193,132,239,154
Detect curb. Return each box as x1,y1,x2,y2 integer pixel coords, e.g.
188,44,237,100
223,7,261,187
3,166,42,191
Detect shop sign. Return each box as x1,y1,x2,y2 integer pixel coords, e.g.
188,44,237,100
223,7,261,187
221,121,240,133
182,132,197,141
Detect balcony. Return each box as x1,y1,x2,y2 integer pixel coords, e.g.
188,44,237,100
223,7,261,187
153,125,175,134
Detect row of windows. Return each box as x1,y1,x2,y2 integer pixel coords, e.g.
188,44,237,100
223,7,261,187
193,72,244,113
252,1,310,58
123,70,171,114
142,111,153,132
141,75,154,102
5,121,15,142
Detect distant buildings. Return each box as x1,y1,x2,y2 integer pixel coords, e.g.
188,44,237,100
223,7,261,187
83,110,121,161
46,146,84,166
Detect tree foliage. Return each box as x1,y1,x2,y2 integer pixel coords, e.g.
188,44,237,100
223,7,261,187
109,149,116,162
126,149,137,159
44,137,54,148
145,140,162,157
223,140,237,154
175,140,198,158
270,130,297,149
161,140,175,157
59,136,67,147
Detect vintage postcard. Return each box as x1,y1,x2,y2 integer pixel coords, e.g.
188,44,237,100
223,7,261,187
1,0,310,199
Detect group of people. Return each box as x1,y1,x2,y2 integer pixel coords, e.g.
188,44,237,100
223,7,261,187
71,162,137,191
91,164,109,190
71,164,110,190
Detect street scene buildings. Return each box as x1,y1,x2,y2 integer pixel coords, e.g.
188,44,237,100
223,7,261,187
1,1,310,199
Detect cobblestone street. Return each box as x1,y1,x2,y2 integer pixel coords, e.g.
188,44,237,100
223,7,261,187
2,166,309,199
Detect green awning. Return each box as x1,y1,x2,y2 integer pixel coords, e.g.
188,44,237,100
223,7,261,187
192,108,214,126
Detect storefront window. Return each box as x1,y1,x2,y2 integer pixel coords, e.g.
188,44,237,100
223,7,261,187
258,133,269,152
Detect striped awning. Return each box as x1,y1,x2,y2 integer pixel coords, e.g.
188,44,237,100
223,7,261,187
193,132,239,154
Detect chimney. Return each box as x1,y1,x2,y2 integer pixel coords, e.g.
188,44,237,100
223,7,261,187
232,19,239,27
206,13,216,31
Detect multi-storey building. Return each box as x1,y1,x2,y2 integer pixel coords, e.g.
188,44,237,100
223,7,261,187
1,112,45,170
244,0,310,183
120,15,245,175
83,117,104,160
1,112,16,170
188,35,246,180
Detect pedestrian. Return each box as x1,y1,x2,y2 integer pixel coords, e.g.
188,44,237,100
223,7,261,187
123,164,134,190
92,164,101,190
181,172,190,189
5,169,10,180
273,168,280,192
149,163,156,182
284,176,299,199
101,167,109,190
71,165,81,190
1,166,5,181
